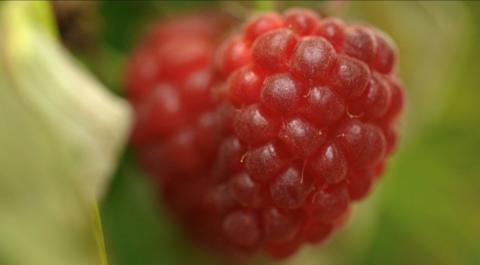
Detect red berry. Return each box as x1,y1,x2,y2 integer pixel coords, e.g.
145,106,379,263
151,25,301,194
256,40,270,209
128,9,405,261
125,12,235,254
127,13,230,150
211,9,405,259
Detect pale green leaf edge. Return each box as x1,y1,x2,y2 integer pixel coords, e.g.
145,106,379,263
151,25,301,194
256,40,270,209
0,1,131,265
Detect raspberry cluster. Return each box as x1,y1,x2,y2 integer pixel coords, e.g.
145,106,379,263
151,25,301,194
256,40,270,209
126,9,405,260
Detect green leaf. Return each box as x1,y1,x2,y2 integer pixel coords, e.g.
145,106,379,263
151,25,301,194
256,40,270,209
0,2,131,265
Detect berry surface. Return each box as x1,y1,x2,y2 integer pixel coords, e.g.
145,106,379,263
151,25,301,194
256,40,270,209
213,9,405,259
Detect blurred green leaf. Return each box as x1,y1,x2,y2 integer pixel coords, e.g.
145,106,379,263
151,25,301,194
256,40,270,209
341,2,480,265
361,123,480,265
0,1,130,264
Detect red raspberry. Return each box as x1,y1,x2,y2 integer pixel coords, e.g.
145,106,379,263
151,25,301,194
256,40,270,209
213,9,405,259
127,9,405,261
126,13,231,171
125,13,234,251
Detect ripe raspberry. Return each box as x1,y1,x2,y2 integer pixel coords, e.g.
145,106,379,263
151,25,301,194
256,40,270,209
126,12,232,169
213,9,405,259
125,13,235,250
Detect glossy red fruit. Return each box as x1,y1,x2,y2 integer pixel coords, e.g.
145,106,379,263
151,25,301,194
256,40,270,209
213,8,405,259
128,9,405,261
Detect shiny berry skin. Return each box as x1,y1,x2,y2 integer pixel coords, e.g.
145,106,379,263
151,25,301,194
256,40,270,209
261,73,304,113
213,9,405,259
290,37,336,81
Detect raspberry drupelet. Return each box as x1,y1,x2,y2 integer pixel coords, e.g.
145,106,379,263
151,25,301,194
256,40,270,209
213,9,405,258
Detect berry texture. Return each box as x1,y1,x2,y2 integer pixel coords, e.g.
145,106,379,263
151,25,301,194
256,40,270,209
213,9,405,258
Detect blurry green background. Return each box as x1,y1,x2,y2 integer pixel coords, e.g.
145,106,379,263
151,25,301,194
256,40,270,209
54,1,480,265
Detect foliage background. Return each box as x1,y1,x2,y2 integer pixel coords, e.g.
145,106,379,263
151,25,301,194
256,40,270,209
57,1,480,265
